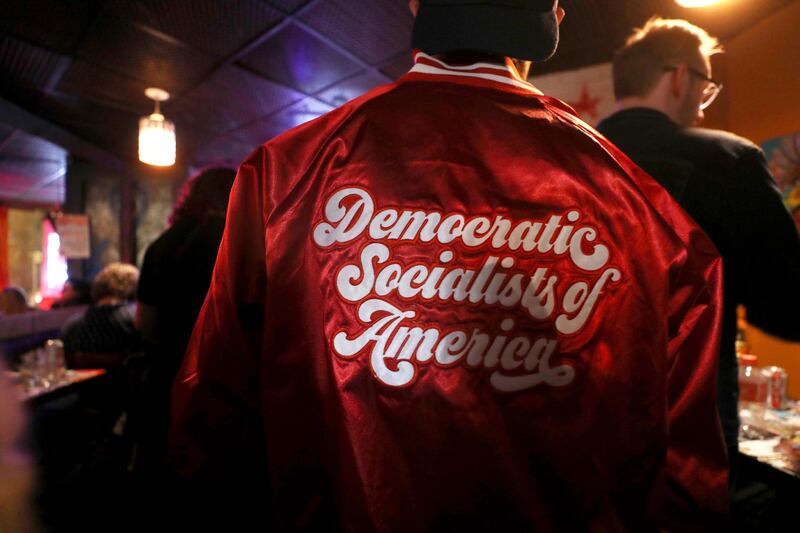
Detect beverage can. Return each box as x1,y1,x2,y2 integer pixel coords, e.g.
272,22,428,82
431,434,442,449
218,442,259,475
765,366,788,410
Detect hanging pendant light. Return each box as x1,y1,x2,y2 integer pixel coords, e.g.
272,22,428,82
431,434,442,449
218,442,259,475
138,87,176,166
675,0,724,7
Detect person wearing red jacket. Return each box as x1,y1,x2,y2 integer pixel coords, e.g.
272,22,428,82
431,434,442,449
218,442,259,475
169,1,728,530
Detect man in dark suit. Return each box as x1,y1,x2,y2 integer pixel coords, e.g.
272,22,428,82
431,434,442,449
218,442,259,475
597,17,800,482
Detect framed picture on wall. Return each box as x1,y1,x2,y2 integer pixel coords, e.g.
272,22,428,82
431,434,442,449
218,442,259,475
762,131,800,230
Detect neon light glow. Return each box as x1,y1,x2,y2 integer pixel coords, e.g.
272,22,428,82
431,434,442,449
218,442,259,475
41,220,68,298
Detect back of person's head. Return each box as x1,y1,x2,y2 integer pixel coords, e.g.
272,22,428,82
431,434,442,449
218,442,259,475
91,263,139,304
169,166,237,226
613,17,722,100
411,1,561,63
0,287,29,315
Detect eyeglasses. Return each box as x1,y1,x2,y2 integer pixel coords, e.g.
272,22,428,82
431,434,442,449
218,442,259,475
663,65,723,110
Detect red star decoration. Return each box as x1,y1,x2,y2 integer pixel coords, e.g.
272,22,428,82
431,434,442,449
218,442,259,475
568,83,601,120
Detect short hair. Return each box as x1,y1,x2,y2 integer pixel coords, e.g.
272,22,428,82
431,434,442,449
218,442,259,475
91,263,139,303
613,17,723,100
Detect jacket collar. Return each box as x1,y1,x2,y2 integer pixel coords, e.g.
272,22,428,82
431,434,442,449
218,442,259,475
402,50,543,96
603,107,678,126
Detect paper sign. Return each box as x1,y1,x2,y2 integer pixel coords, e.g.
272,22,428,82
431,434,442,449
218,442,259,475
57,214,90,259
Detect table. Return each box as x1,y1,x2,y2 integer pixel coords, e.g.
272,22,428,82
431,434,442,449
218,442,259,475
738,402,800,479
733,402,800,530
5,369,108,407
739,437,800,481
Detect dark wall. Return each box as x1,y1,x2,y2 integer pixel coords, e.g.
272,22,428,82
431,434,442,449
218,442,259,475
65,159,182,281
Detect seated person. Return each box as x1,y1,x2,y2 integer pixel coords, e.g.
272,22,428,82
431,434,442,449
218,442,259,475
0,287,32,316
61,263,140,367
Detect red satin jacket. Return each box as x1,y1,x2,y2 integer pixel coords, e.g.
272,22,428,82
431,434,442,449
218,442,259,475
170,52,728,531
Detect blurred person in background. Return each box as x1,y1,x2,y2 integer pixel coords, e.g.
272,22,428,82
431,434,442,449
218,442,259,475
0,286,32,315
133,166,236,477
61,262,140,364
597,18,800,483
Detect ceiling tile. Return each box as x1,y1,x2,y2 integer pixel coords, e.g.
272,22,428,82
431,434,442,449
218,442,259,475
166,64,305,136
299,0,414,65
36,95,139,157
239,22,362,94
173,126,220,158
378,52,413,81
0,0,93,54
315,70,388,107
56,60,152,114
190,136,257,169
0,130,68,162
0,135,67,210
229,97,334,147
264,0,314,15
0,124,16,144
106,0,284,58
75,13,218,94
0,35,70,91
0,156,66,206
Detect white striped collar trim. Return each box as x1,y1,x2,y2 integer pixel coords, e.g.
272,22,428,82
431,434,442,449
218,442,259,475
409,51,542,94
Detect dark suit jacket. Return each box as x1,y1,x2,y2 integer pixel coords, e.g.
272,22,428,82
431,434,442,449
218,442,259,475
598,108,800,453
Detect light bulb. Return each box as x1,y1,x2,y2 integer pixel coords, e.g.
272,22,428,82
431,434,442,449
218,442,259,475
138,113,176,166
139,88,176,166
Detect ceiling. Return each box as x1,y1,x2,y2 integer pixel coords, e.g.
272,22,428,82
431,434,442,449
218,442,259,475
0,0,795,206
0,124,66,205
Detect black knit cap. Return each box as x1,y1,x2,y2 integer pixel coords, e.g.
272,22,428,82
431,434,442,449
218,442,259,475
412,1,560,62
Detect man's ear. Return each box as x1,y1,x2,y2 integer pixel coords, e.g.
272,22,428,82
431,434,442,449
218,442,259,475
409,0,420,16
670,64,687,99
557,6,565,25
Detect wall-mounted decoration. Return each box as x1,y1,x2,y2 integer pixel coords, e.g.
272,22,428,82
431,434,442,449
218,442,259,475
56,214,90,259
531,63,615,127
762,131,800,230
